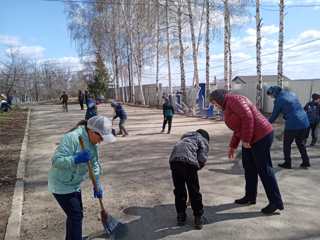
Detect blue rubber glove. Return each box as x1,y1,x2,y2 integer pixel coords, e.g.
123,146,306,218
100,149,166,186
93,176,103,198
74,150,91,164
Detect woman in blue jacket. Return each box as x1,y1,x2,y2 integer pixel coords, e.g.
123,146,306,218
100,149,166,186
267,86,310,169
48,116,115,240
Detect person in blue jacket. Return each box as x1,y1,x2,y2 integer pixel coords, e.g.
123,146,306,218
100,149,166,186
85,98,97,120
304,93,320,146
48,116,115,240
267,86,310,169
111,101,128,137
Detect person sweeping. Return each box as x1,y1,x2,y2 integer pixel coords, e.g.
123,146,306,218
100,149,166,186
48,116,115,240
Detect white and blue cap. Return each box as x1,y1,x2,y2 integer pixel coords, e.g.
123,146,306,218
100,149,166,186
87,116,116,143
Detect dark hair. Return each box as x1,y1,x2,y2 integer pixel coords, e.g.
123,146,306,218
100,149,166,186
196,129,210,142
209,89,228,106
312,93,320,101
67,120,87,133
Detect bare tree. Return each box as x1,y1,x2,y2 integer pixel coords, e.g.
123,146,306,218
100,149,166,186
165,0,173,95
205,0,211,104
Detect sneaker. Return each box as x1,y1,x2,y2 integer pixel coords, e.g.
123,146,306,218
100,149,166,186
160,129,164,133
300,163,310,169
167,131,171,134
278,162,292,169
261,203,284,215
194,216,203,230
177,213,186,226
234,196,256,205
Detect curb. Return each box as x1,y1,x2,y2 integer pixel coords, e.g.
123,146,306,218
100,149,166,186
4,108,31,240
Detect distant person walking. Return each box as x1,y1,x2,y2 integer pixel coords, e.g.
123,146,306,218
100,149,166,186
78,90,84,110
304,93,320,146
111,101,128,137
210,89,284,215
161,97,175,134
267,86,310,169
60,91,69,112
84,90,89,108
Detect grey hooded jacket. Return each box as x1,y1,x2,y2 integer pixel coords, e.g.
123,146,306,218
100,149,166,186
169,131,209,169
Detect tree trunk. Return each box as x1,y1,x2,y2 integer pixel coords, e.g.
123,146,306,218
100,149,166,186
156,0,160,105
223,0,230,90
278,0,284,88
205,0,210,105
177,1,186,103
256,0,263,110
165,0,172,95
187,0,199,87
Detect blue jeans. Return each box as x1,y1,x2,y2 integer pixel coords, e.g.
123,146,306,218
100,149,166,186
53,192,83,240
242,132,283,208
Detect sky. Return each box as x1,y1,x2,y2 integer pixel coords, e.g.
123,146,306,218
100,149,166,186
0,0,320,87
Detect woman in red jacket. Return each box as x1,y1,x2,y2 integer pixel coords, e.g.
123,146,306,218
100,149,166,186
209,89,284,214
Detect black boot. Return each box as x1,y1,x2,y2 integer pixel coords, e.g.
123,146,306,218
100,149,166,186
278,162,292,169
261,203,284,215
234,196,256,205
194,216,203,230
177,213,186,226
300,162,311,169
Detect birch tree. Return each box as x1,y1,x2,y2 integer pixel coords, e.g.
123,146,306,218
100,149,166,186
256,0,263,110
277,0,284,88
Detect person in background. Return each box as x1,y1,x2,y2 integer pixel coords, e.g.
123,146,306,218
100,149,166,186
111,101,128,137
161,97,175,134
169,129,209,230
84,90,89,108
267,86,310,169
85,98,97,120
60,91,69,112
0,94,11,112
48,116,115,240
210,89,284,215
78,90,85,110
304,93,320,146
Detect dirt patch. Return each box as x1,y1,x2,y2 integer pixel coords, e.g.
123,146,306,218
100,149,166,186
0,108,27,239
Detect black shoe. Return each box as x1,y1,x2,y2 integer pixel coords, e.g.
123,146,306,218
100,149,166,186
194,216,203,230
167,131,171,134
261,203,284,215
300,163,310,169
278,162,292,169
234,196,256,205
177,213,186,226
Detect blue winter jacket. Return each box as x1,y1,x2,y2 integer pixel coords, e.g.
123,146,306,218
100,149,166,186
48,126,101,194
113,104,127,120
268,89,309,130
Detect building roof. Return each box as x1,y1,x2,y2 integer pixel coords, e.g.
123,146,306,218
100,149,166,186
232,75,290,84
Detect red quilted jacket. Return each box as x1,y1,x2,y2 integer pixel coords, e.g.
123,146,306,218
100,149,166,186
222,94,273,149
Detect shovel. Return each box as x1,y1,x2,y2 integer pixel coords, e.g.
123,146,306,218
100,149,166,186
78,136,124,237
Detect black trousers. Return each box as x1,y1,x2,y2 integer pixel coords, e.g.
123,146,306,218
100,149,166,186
53,192,83,240
307,123,319,144
162,116,172,132
242,132,283,208
171,162,203,217
283,128,310,165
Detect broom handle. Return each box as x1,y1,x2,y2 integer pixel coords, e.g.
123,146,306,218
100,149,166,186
79,137,106,212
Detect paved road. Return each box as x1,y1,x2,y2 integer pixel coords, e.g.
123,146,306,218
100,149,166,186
21,103,320,240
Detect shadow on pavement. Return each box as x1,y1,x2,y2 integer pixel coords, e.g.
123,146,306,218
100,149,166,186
89,203,263,239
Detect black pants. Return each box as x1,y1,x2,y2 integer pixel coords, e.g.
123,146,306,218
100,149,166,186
242,132,283,208
307,123,318,144
79,101,84,110
283,128,310,165
162,116,172,133
53,192,83,240
171,162,203,217
119,119,128,135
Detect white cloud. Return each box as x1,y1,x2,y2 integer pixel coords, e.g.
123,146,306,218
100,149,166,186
0,35,20,46
5,45,45,59
40,56,85,71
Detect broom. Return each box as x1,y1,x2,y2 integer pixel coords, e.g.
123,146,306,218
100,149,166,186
78,136,124,236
